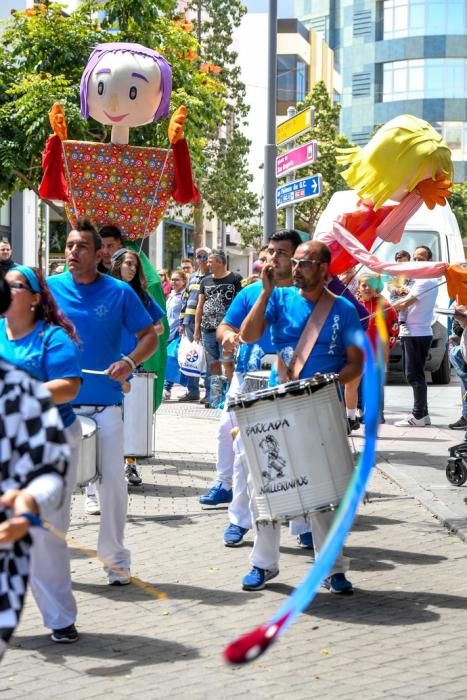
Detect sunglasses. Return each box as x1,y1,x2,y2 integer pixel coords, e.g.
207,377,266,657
290,258,323,268
196,255,208,260
8,281,32,291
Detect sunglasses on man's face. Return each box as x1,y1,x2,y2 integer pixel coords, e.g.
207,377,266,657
196,255,208,261
290,258,323,269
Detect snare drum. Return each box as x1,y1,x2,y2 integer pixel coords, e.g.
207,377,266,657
228,374,353,523
76,416,98,487
243,370,270,393
123,371,155,457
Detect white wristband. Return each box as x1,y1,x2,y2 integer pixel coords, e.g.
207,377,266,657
122,355,136,371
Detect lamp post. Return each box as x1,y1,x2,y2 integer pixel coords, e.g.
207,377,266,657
263,0,277,243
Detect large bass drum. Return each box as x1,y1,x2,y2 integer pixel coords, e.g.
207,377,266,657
228,374,354,523
123,371,155,457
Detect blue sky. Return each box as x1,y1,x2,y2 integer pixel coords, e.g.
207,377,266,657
245,0,296,16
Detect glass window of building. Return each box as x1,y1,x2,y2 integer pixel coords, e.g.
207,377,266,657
277,55,296,102
383,0,467,39
433,122,467,161
382,59,466,101
277,56,308,109
0,201,10,228
296,60,307,102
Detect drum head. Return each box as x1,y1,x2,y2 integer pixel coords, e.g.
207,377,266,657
77,415,97,438
228,372,339,410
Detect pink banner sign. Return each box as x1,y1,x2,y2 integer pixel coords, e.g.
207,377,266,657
276,140,317,178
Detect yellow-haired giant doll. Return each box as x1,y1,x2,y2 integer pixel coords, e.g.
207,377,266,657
317,115,453,277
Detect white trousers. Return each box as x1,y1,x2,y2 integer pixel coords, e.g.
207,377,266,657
228,441,252,530
76,405,130,572
215,372,244,489
250,508,348,575
29,418,81,630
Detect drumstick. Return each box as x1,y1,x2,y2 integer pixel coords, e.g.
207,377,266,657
83,369,131,393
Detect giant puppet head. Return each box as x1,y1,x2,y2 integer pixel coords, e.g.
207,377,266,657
80,42,172,142
320,115,453,276
39,42,199,240
338,115,453,210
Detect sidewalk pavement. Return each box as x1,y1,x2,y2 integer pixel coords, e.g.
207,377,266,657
1,392,467,699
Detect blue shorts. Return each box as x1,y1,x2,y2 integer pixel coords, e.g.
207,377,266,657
201,329,221,363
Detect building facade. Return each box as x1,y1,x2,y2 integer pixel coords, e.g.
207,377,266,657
296,0,467,182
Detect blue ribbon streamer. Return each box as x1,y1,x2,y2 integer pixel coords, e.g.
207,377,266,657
271,329,381,631
224,329,383,663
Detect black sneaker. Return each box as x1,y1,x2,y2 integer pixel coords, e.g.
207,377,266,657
51,624,79,643
348,417,360,432
125,462,142,486
449,416,467,430
178,393,200,403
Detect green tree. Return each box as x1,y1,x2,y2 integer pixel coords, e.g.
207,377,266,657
450,183,467,238
0,1,226,215
0,2,103,208
203,129,259,226
280,81,352,236
188,0,259,244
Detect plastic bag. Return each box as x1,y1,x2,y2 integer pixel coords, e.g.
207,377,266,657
178,336,207,377
165,336,182,384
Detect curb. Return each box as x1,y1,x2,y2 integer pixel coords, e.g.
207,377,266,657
377,460,467,544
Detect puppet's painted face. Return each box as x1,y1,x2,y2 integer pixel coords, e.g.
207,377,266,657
87,51,162,128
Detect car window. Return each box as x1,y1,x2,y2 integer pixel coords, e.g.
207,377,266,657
372,230,441,262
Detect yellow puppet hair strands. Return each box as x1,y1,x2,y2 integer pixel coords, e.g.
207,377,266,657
336,115,453,210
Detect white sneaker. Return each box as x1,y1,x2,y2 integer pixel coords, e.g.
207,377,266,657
163,389,171,400
394,414,427,427
84,494,100,515
107,568,131,586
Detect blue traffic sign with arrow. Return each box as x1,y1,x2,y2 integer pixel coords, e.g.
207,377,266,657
276,174,322,210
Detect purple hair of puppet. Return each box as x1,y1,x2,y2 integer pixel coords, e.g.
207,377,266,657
80,42,172,122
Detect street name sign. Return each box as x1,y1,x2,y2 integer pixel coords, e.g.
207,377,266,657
276,107,314,146
276,140,317,178
276,174,322,209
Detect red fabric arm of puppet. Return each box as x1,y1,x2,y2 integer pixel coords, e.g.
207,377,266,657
326,203,396,276
171,139,200,205
38,134,69,202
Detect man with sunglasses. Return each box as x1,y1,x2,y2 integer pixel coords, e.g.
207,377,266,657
178,247,212,402
239,240,363,593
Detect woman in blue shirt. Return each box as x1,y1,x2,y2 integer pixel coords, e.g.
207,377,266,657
0,265,82,644
110,249,165,486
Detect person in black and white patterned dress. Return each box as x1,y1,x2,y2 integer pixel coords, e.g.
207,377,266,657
0,279,69,659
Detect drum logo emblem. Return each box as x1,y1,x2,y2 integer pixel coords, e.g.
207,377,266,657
258,435,287,482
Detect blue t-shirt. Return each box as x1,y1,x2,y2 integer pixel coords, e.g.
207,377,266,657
223,281,275,374
48,272,153,405
0,318,81,428
121,292,164,356
265,287,361,378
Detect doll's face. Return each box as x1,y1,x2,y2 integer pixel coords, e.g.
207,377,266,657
87,51,162,128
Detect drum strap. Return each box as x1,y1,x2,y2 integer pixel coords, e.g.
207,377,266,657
284,288,336,381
